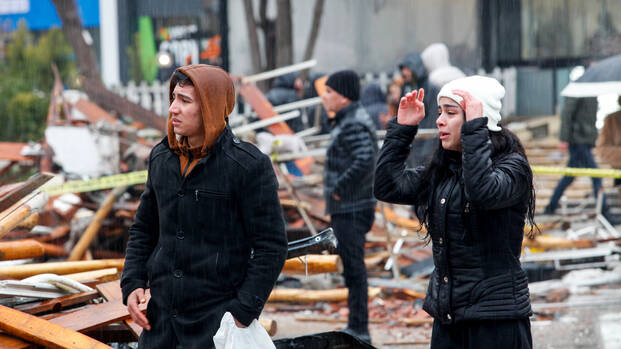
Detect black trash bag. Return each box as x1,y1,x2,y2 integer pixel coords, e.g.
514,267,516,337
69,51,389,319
273,331,376,349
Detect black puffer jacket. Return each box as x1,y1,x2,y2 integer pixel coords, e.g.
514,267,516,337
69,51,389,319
324,102,378,214
121,127,287,348
375,117,532,324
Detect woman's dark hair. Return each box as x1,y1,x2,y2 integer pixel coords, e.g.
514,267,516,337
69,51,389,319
415,127,538,240
171,71,193,88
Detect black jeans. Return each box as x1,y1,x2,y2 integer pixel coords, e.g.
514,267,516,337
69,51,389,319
331,208,375,333
431,318,532,349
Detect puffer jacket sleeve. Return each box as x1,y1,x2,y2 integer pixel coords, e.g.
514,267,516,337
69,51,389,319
227,154,287,326
121,151,159,305
461,117,530,209
374,117,428,205
332,122,376,198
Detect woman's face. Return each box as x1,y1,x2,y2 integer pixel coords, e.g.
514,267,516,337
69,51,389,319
436,97,465,151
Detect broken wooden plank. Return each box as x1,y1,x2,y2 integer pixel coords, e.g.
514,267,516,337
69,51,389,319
64,268,119,283
95,280,147,339
0,304,112,349
68,186,127,261
49,299,143,333
14,290,99,315
0,239,66,261
0,259,125,279
0,192,48,239
522,235,595,250
0,173,53,214
282,255,342,275
268,287,381,303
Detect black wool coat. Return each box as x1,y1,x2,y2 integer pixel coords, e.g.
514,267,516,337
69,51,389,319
121,127,287,348
375,117,532,325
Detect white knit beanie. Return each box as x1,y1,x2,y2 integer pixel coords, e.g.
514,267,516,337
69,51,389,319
436,75,505,131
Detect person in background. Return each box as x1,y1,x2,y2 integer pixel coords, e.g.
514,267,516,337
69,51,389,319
375,76,535,348
361,83,390,129
596,96,621,213
321,69,378,345
395,51,436,167
122,64,287,348
544,97,611,218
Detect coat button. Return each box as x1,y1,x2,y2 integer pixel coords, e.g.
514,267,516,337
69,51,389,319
176,231,184,239
443,276,449,283
440,198,446,204
233,137,241,144
447,314,452,320
173,269,183,278
438,238,443,245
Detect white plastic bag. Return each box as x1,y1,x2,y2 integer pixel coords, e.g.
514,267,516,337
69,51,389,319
213,312,275,349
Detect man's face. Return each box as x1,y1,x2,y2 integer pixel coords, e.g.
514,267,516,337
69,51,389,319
436,97,465,151
321,86,349,115
401,67,413,83
169,83,203,143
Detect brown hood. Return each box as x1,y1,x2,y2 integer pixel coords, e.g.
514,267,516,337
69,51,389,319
167,64,236,156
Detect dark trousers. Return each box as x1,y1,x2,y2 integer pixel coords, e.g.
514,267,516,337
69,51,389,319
331,208,375,333
546,144,607,213
431,318,532,349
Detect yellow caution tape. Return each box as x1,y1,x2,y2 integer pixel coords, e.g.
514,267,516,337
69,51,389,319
36,165,621,196
40,171,148,196
531,166,621,178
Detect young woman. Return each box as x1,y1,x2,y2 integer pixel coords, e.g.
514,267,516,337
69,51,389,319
374,76,535,348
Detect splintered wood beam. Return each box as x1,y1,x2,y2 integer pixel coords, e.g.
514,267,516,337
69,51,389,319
268,287,381,303
282,255,342,275
0,239,66,261
64,268,119,283
68,186,127,261
0,304,112,349
95,280,148,339
0,259,125,279
380,206,424,232
0,173,53,214
16,212,39,230
15,290,100,315
522,235,595,250
48,299,144,333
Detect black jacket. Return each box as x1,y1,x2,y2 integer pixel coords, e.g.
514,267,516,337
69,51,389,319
324,102,378,214
398,52,439,167
121,127,287,348
560,97,598,146
375,118,532,324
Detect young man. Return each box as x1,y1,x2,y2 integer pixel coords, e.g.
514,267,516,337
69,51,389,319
321,70,377,344
121,64,287,348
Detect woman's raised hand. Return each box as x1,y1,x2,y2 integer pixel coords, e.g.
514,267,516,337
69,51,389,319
452,89,483,122
397,89,425,126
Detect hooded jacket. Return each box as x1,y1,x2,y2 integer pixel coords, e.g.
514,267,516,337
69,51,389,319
560,97,598,146
398,52,438,167
420,43,466,88
361,83,388,130
375,117,532,325
121,65,287,348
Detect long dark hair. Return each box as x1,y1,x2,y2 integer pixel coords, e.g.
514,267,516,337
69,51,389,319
414,127,538,239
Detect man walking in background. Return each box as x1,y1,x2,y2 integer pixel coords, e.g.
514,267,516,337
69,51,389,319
321,70,378,344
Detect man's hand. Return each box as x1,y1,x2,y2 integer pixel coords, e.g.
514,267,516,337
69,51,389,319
557,141,569,151
332,192,341,201
127,288,151,331
452,89,483,122
234,317,247,328
397,89,425,126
